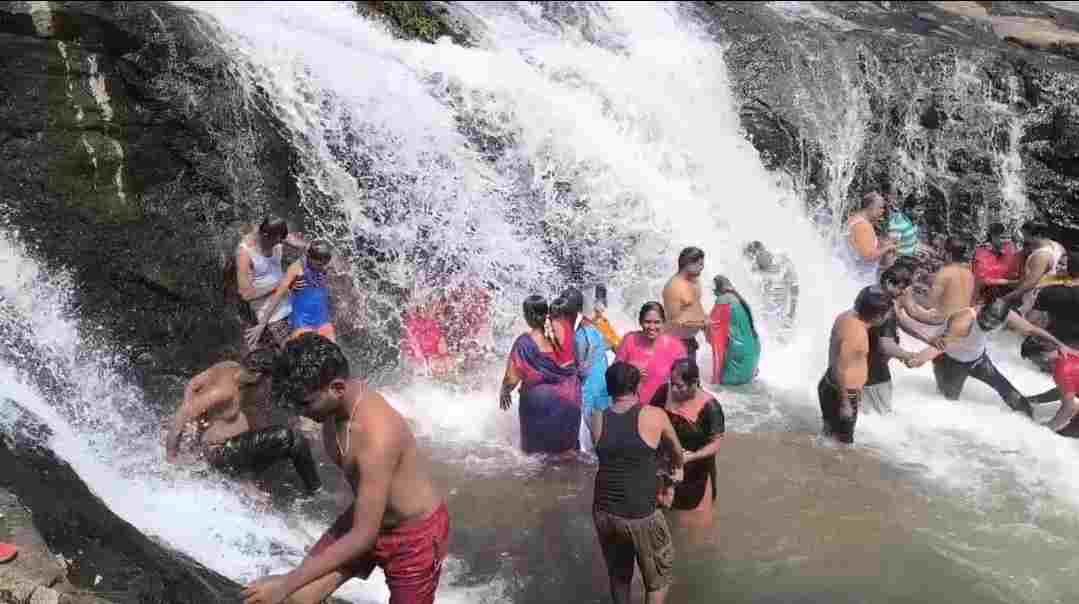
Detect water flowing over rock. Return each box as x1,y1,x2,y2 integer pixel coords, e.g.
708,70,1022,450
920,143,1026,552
0,1,303,379
707,0,1079,245
0,400,240,603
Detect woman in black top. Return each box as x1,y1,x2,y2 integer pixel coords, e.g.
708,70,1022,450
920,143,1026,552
591,362,685,604
659,359,724,528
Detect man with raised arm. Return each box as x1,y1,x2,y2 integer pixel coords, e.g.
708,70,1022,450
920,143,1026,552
242,334,449,604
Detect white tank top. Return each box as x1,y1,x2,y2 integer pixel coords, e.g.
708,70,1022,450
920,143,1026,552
1028,241,1067,278
946,308,990,363
241,241,291,323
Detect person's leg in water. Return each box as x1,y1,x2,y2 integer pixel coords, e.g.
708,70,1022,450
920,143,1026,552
818,373,856,443
206,426,322,494
593,509,635,604
932,355,972,400
967,353,1033,417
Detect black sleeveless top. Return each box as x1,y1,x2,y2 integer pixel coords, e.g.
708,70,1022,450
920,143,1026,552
594,405,659,519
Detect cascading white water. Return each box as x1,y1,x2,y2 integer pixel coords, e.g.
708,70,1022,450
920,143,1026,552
5,1,1079,601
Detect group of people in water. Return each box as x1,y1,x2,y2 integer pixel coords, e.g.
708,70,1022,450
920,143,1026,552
160,199,1079,603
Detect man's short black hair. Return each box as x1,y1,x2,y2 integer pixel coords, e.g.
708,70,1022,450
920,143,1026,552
743,241,765,259
561,287,584,315
276,333,349,405
259,215,289,239
606,361,642,399
854,286,892,322
677,246,705,271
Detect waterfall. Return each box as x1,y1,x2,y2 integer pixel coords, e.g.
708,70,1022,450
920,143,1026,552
3,2,1079,601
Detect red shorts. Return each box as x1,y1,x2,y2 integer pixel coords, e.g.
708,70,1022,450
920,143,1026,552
309,503,450,604
1055,354,1079,395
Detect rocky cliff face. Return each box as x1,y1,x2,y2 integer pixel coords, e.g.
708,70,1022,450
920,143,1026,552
705,0,1079,245
0,1,303,383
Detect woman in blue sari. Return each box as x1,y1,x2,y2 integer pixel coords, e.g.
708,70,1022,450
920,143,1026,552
499,295,582,454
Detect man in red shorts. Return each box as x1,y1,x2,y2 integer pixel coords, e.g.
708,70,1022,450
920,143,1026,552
242,334,449,604
1028,353,1079,437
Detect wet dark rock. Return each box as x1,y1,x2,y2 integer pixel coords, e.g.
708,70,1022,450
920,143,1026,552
0,400,239,603
0,1,303,384
707,0,1079,246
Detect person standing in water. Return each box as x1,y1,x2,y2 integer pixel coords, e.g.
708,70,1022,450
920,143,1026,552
903,300,1078,416
1027,353,1079,437
900,235,975,326
499,295,582,455
973,223,1022,303
658,358,724,529
235,216,309,351
708,275,760,386
886,193,920,259
243,334,449,604
662,247,708,360
843,193,897,286
743,241,799,340
165,349,322,495
563,287,612,452
1003,222,1070,307
616,302,688,407
819,287,893,443
591,362,685,604
1020,254,1079,373
862,266,920,414
248,241,337,348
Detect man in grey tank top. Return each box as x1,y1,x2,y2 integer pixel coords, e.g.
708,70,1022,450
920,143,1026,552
904,300,1078,416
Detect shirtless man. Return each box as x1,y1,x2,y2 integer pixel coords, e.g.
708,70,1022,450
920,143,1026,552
903,300,1079,416
818,287,893,443
165,350,321,495
1002,222,1069,308
242,334,449,604
662,246,708,360
900,235,975,326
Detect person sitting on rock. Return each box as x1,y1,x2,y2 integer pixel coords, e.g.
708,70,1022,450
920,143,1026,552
231,215,309,352
165,349,321,496
247,241,337,348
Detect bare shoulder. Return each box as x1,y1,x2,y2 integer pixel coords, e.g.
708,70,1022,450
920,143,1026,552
640,404,668,425
354,386,410,452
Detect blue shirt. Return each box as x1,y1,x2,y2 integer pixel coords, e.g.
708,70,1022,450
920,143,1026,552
290,261,331,330
575,322,611,415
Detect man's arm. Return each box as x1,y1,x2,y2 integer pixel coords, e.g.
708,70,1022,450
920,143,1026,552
655,410,686,479
278,429,396,597
834,327,869,419
1003,253,1051,304
245,262,300,348
165,379,228,461
1006,311,1079,356
590,408,604,447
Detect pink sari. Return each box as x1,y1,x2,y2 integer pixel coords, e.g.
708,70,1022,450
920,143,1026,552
615,331,688,406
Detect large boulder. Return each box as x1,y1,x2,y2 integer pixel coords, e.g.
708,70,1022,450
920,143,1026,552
0,399,240,603
705,0,1079,245
0,1,302,381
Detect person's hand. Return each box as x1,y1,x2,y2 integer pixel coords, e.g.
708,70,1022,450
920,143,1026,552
499,389,513,411
242,574,291,604
284,232,308,249
1059,344,1079,358
930,336,949,351
638,368,649,384
670,466,684,484
245,324,266,349
657,484,675,509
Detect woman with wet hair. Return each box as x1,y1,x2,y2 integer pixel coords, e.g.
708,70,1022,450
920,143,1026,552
659,358,724,528
615,302,688,406
709,275,761,385
499,295,582,454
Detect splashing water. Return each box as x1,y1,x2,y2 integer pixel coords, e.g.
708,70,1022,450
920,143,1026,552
4,1,1079,601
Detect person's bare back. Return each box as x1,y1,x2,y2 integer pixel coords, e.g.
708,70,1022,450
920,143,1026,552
932,263,975,318
166,361,257,458
829,310,870,390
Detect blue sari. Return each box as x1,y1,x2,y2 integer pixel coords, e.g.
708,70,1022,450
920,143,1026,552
510,334,582,454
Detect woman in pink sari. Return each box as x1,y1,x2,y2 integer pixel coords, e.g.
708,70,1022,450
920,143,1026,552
616,302,688,406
